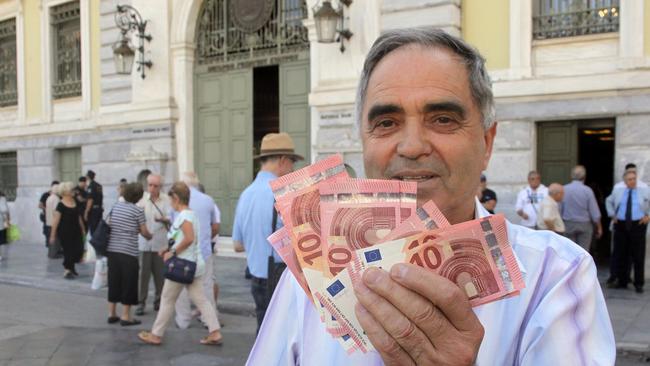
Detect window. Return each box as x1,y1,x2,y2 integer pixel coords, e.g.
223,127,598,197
0,18,17,107
51,1,81,99
533,0,619,40
0,152,17,201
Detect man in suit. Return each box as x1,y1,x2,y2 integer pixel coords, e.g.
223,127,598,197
606,170,650,293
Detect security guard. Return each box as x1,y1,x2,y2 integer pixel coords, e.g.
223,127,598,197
84,170,104,235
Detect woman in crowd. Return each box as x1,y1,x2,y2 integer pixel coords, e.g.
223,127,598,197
138,181,223,345
106,182,152,326
0,190,10,260
49,182,84,278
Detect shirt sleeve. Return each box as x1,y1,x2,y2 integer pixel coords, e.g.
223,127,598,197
55,202,63,214
517,255,615,365
232,203,242,243
213,205,221,224
515,190,525,211
137,207,146,226
247,271,300,366
587,189,602,222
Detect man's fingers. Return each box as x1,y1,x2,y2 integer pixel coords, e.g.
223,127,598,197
354,302,415,366
361,265,453,343
389,263,483,333
355,269,432,363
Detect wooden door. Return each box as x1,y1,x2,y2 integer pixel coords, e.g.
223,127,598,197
279,60,310,168
195,69,253,235
537,121,577,185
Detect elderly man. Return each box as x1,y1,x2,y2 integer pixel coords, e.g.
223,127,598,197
135,174,171,316
614,163,647,189
562,165,602,252
537,183,565,234
606,170,650,293
247,27,614,365
233,132,302,333
174,172,221,329
515,171,548,229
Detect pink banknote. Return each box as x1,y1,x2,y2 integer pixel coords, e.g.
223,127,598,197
319,179,417,278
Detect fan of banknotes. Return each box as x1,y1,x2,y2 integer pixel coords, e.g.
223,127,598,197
268,154,525,354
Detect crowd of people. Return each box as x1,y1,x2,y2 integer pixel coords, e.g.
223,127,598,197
33,169,224,345
480,163,649,294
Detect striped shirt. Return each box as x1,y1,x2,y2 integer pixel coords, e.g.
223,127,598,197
107,202,146,257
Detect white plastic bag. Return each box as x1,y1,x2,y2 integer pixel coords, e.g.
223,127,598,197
82,236,97,264
91,257,108,290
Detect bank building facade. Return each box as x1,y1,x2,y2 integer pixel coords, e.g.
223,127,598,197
0,0,648,247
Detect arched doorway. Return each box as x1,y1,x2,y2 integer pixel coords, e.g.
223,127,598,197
194,0,311,234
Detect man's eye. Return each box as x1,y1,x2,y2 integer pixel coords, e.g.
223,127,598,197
375,120,395,129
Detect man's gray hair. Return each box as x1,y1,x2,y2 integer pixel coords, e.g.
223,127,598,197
181,171,200,187
356,27,496,130
571,165,587,181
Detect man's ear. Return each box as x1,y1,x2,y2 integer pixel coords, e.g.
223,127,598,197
482,122,498,171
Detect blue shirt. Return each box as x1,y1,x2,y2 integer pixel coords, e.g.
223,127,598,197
189,187,218,261
247,203,615,365
616,188,645,221
561,180,601,223
232,171,283,279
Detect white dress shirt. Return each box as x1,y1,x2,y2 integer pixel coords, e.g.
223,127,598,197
247,202,615,366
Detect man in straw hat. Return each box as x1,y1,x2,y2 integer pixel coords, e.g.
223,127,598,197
233,132,303,333
248,27,614,365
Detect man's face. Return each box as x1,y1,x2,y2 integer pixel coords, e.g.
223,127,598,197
78,181,87,190
528,175,541,189
360,45,496,223
148,177,162,196
624,173,637,189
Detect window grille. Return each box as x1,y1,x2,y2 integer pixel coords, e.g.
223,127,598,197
51,1,81,99
0,18,17,107
0,152,17,201
196,0,310,67
533,0,619,40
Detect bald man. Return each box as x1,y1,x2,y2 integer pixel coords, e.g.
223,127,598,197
537,183,565,234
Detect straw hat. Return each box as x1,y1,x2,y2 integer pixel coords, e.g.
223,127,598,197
255,132,304,161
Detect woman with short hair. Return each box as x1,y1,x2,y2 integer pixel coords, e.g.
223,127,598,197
106,182,152,326
138,181,223,346
49,182,85,278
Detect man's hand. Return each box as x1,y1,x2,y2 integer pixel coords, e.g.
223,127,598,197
158,248,167,257
233,241,245,253
641,215,650,225
354,264,483,366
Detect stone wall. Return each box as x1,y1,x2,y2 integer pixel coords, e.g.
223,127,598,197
3,123,176,243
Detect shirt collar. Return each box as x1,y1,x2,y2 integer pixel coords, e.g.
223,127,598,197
474,197,528,275
256,170,278,181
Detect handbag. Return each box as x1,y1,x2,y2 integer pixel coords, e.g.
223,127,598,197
163,217,197,284
89,209,112,256
164,255,197,284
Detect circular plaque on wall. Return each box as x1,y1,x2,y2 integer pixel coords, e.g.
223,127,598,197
230,0,275,33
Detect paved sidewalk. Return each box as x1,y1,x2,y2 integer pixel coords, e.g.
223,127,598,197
1,239,650,360
0,240,255,317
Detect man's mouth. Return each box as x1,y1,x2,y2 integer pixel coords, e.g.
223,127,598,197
391,173,438,182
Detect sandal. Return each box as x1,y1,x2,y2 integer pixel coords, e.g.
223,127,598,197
138,331,161,345
200,336,223,346
107,316,120,324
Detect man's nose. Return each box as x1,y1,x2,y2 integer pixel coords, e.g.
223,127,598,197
396,121,432,159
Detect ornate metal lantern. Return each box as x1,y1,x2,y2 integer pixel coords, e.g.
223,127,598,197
113,5,152,79
313,0,353,52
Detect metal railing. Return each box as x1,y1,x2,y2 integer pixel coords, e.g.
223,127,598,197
533,3,619,40
196,0,310,66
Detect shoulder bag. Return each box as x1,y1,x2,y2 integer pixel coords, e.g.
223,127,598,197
164,216,197,284
89,208,113,256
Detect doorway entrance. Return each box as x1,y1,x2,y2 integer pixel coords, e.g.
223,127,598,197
537,119,615,262
193,0,310,235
